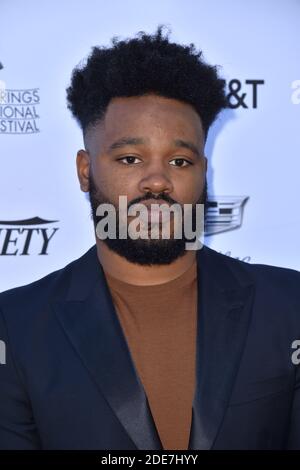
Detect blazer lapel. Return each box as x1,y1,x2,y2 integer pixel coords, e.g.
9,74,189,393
188,246,255,450
51,245,163,450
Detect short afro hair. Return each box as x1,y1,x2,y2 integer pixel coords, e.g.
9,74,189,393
66,25,227,139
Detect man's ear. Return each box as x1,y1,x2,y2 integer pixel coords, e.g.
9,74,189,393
76,149,90,192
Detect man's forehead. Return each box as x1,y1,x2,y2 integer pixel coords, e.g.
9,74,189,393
84,94,205,153
105,94,203,125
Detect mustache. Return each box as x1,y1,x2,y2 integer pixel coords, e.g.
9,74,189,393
127,192,179,209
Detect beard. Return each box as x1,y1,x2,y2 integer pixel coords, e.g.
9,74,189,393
88,173,207,266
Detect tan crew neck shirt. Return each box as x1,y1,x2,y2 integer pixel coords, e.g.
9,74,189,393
104,259,198,450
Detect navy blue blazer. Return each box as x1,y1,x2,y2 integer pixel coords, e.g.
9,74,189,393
0,244,300,450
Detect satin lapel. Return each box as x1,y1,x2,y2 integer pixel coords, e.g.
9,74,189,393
188,247,255,450
51,245,163,450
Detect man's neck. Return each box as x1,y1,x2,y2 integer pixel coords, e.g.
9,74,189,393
96,240,197,286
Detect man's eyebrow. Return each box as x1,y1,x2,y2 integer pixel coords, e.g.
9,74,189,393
173,139,201,158
107,136,201,157
107,137,146,152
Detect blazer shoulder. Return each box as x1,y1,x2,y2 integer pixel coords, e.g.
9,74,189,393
0,246,95,313
242,256,300,291
204,245,300,293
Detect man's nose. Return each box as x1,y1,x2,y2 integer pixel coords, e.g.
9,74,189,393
138,164,174,195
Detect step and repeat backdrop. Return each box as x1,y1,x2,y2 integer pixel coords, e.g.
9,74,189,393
0,0,299,292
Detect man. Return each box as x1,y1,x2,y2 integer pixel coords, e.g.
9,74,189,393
0,25,300,451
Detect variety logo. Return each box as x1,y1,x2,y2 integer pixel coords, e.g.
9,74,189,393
0,217,59,255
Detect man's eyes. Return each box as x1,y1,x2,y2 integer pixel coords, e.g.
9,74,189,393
117,156,193,167
169,158,193,167
117,156,142,165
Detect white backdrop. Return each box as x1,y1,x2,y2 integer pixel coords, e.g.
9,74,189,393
0,0,299,292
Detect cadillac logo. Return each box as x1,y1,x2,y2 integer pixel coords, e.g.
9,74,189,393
205,196,249,236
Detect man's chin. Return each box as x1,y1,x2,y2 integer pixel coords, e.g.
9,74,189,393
99,237,187,266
